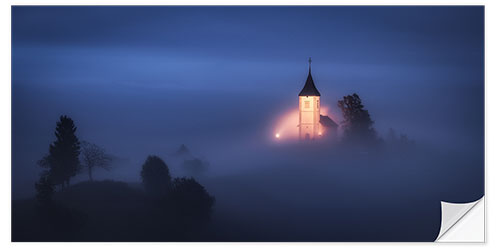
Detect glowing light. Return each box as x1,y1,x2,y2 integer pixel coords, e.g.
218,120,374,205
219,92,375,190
272,105,336,142
272,109,299,141
320,105,331,116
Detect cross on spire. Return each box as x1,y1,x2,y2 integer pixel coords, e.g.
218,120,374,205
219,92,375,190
308,57,312,73
299,57,321,96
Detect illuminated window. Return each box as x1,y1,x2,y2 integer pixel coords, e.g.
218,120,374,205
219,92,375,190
305,101,310,109
317,100,319,108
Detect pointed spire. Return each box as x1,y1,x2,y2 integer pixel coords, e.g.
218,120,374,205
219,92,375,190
299,57,321,96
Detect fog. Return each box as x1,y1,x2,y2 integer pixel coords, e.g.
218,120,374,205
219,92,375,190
12,6,483,241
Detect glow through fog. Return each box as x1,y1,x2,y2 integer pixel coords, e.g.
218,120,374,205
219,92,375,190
273,109,299,141
273,105,334,141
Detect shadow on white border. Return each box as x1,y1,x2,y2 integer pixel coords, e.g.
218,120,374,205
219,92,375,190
436,197,484,242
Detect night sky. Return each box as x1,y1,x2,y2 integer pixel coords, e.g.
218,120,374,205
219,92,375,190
12,6,484,199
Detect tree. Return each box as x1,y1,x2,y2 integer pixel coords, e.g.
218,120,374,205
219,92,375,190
140,155,172,197
337,93,378,145
35,171,54,204
182,158,208,177
80,141,112,181
170,177,215,221
387,128,397,142
39,116,81,190
386,128,415,151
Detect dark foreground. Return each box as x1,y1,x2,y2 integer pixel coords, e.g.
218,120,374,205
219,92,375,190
12,145,484,242
12,181,214,241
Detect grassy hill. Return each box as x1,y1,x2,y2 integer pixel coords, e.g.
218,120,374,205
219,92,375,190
12,180,213,241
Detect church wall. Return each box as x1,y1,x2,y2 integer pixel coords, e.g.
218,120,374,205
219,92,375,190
299,96,320,140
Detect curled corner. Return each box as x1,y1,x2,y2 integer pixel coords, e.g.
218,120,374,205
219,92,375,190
436,197,484,242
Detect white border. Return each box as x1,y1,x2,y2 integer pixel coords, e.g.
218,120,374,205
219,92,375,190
437,198,485,242
3,0,497,249
2,0,495,5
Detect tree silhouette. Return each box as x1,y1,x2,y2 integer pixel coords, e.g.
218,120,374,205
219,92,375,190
81,141,112,181
387,128,397,142
35,171,54,204
38,116,81,190
386,128,415,151
170,177,215,221
140,155,172,197
337,93,378,145
182,158,208,177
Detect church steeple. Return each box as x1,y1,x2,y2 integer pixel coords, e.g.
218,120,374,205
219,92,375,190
298,57,321,140
299,58,321,96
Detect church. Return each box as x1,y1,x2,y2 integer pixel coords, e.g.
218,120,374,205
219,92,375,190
298,58,337,140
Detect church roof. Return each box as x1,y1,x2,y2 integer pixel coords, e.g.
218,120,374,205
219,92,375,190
299,59,321,96
320,115,338,128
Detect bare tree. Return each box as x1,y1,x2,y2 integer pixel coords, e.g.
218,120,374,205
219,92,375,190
81,141,112,181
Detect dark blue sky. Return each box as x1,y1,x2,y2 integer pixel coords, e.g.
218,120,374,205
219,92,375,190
12,6,484,198
13,6,483,92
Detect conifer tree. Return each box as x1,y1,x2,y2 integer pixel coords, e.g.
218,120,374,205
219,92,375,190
39,115,81,190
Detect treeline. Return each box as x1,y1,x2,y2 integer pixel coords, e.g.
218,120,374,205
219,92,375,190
21,115,215,241
35,115,113,201
337,93,415,150
141,155,215,221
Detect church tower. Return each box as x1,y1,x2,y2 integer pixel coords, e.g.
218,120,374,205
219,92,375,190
298,58,321,140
